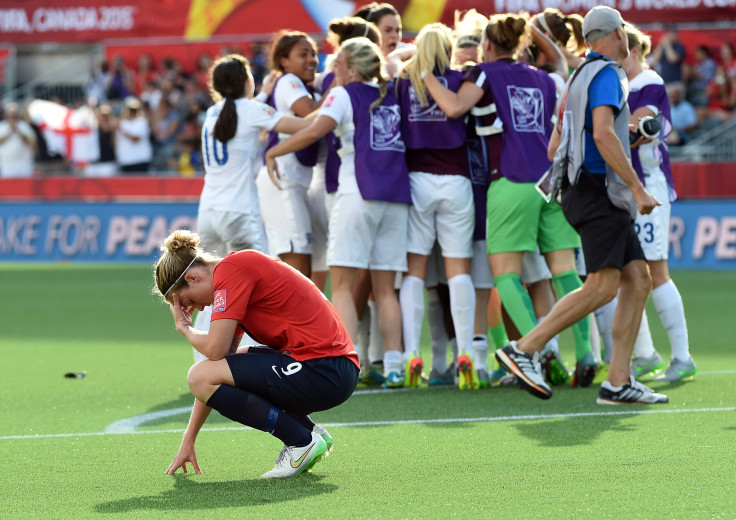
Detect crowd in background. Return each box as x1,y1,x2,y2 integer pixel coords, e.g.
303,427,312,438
0,22,735,177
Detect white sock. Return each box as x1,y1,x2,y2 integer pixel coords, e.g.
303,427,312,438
428,289,449,373
367,299,384,365
383,350,403,374
448,274,476,357
594,295,617,364
633,309,656,359
450,337,459,364
399,275,425,357
472,335,489,371
589,312,602,364
538,315,560,355
652,280,690,361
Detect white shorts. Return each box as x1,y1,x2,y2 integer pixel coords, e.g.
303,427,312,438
328,192,408,271
471,240,494,289
196,209,267,256
307,173,329,272
520,250,552,285
407,172,474,258
635,172,671,261
256,171,312,256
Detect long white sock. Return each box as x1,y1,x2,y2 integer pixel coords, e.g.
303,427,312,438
633,309,656,359
472,335,489,371
538,315,560,355
448,274,475,356
399,275,425,357
383,350,403,374
450,338,459,364
594,295,617,364
652,280,690,361
589,312,602,364
428,289,449,372
367,299,384,365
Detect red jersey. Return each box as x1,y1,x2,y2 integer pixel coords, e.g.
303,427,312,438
211,250,359,369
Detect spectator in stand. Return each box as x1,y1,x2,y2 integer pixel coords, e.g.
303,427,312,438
648,27,685,84
151,97,182,172
133,53,157,97
249,43,270,89
697,65,736,124
114,97,152,174
140,80,162,111
666,82,699,146
86,61,110,103
195,52,214,95
106,55,134,102
720,43,736,78
85,104,117,177
686,45,716,107
0,103,36,177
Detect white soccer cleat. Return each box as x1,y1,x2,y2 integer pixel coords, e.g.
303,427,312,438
261,432,328,478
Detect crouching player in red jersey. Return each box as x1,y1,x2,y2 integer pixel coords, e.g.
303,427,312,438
153,229,359,478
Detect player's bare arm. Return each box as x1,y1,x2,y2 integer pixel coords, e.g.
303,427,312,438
591,105,660,215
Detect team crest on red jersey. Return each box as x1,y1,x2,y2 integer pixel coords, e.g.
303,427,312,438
213,289,227,312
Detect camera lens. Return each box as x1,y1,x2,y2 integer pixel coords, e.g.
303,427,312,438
640,116,660,138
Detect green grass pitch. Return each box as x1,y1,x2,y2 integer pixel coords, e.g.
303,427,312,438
1,265,735,519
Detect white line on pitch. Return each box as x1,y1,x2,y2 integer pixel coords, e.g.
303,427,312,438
2,406,734,441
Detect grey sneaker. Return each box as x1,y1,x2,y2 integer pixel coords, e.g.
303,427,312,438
597,377,669,405
428,367,455,386
630,351,663,380
495,341,552,399
656,357,697,382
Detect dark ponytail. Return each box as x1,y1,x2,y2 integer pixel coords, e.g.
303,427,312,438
209,54,250,143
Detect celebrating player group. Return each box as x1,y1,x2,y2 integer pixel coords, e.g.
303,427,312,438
152,2,697,478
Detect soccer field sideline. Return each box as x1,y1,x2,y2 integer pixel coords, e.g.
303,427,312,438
2,368,733,441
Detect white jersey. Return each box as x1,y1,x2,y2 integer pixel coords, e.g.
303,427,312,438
200,97,283,213
272,72,316,187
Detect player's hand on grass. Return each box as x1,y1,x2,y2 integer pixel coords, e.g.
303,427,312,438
165,444,201,475
170,294,193,334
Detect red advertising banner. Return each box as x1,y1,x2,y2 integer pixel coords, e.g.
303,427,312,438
0,0,734,45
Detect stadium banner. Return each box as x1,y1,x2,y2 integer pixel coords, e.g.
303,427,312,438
0,202,197,262
0,0,734,45
0,200,735,268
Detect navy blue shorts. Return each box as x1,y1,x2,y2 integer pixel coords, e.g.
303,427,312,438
225,346,359,416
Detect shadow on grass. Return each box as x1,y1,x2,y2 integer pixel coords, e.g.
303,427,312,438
511,414,636,447
94,473,337,513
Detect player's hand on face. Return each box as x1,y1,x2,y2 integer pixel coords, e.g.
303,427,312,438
265,155,282,189
165,444,201,475
170,294,193,333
